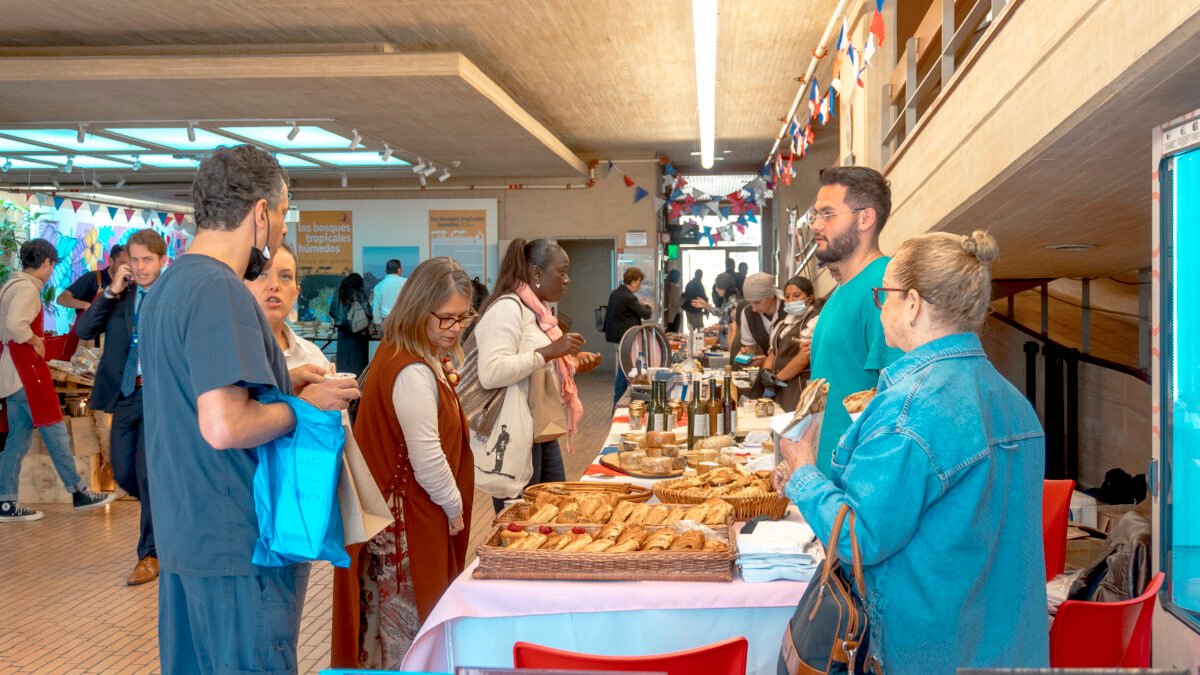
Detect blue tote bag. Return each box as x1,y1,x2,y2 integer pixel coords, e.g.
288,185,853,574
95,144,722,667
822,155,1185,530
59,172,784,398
251,390,351,568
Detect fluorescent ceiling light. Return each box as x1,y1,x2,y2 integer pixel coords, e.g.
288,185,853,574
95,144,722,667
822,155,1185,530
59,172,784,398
299,151,411,167
691,0,718,169
218,125,352,150
104,127,231,151
274,154,319,168
0,129,147,152
0,137,54,153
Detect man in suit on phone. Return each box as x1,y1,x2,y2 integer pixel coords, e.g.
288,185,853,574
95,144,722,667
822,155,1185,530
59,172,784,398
75,228,169,586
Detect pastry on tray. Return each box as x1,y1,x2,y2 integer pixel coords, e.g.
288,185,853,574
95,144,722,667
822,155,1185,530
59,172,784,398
843,388,877,414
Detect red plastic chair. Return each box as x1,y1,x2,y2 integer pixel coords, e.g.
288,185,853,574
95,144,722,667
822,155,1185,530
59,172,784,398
1042,479,1075,581
1050,571,1164,667
514,637,748,675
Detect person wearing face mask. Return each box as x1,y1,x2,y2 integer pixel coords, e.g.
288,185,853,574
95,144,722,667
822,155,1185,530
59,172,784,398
756,276,818,412
330,257,477,669
473,238,601,514
74,229,171,585
778,232,1048,674
138,145,360,675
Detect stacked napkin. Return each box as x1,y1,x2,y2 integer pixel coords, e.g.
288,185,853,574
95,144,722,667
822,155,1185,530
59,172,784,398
737,519,824,582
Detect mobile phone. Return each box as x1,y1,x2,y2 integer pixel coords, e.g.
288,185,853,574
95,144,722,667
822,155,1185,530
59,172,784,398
734,353,754,365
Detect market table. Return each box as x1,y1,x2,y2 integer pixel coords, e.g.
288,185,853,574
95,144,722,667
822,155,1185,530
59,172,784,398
400,404,803,675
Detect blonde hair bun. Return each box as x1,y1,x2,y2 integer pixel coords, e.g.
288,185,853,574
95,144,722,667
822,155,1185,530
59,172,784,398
960,231,999,266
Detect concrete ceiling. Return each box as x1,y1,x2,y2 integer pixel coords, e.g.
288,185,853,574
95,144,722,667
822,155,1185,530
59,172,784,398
0,0,840,179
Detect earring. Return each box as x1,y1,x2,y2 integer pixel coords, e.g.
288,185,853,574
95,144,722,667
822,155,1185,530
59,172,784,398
534,276,542,289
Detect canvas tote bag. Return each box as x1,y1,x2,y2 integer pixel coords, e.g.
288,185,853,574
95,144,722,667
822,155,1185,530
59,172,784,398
470,380,534,499
337,412,393,546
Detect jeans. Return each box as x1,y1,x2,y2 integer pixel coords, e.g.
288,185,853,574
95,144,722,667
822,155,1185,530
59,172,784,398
112,388,155,560
0,388,85,502
611,343,629,408
492,439,566,514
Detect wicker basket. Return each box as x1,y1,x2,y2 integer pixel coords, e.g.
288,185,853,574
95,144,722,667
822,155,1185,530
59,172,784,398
474,523,735,582
653,478,790,521
522,481,652,503
494,499,735,528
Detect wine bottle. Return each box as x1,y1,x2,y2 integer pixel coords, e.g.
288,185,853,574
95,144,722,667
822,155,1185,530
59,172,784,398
722,367,737,437
688,373,708,448
650,380,669,433
707,377,724,436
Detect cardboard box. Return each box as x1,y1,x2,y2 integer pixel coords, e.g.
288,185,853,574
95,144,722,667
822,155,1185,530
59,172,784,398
1068,491,1098,529
1065,531,1108,569
1096,503,1141,533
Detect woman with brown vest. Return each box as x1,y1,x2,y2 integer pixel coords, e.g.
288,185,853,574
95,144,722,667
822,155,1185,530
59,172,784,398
330,257,476,669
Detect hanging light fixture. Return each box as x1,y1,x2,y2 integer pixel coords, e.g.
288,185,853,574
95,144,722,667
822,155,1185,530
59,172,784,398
116,176,126,188
413,157,426,173
421,163,438,177
349,129,362,150
132,155,142,171
1,158,10,173
691,0,718,169
187,122,197,143
286,121,300,141
418,173,427,187
77,124,87,144
92,177,102,189
340,173,348,189
64,156,75,173
381,144,394,162
438,167,451,182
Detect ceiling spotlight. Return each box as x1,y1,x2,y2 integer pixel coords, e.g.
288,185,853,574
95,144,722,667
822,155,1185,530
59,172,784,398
52,179,60,189
1,159,10,173
349,129,362,150
65,156,75,173
418,173,427,187
187,122,197,143
116,176,126,188
340,173,348,189
381,144,394,162
421,163,438,177
77,124,87,144
450,160,461,168
412,157,426,173
132,155,142,171
92,177,102,189
286,122,300,141
438,167,451,182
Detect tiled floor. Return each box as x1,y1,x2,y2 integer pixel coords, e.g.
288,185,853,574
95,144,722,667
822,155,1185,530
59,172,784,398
0,369,615,674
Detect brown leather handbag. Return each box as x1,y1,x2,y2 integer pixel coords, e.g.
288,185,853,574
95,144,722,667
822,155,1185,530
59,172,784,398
779,504,880,674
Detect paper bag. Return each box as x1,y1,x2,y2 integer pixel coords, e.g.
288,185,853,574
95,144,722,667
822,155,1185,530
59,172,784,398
529,366,568,443
338,418,393,546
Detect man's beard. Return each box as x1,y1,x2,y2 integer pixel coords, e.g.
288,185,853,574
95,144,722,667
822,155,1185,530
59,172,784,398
814,227,860,264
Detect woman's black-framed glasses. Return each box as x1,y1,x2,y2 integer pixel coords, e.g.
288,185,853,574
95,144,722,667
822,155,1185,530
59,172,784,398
430,311,477,330
871,287,934,310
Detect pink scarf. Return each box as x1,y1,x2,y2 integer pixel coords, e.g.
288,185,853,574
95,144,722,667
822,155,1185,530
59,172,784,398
514,283,583,451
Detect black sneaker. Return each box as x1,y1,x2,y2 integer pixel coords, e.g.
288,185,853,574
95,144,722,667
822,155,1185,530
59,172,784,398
0,500,44,522
73,488,116,511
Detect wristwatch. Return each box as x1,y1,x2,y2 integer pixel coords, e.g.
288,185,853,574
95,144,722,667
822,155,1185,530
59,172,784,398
103,287,117,300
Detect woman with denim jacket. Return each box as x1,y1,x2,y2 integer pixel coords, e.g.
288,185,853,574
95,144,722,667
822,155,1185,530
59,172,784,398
780,231,1049,674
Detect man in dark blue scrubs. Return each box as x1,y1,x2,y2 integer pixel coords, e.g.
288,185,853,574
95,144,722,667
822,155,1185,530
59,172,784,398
139,145,359,674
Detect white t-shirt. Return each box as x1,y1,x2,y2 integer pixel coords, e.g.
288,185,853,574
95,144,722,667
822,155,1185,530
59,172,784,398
280,323,331,371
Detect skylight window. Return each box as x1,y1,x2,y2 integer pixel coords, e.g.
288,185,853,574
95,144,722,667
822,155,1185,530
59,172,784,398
0,129,147,152
0,136,58,153
218,126,352,150
274,154,319,168
105,154,200,169
36,155,135,169
101,127,235,151
300,152,411,167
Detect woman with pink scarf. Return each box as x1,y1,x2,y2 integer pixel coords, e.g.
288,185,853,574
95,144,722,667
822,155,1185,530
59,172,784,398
475,238,601,513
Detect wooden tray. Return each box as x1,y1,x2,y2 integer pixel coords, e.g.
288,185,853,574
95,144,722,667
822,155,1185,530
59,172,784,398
522,481,652,503
597,453,684,479
653,477,790,521
474,523,735,582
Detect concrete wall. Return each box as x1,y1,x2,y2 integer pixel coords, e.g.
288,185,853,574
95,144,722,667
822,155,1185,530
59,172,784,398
980,315,1150,489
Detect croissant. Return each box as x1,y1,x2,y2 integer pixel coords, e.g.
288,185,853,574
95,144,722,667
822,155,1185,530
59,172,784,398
643,531,675,551
616,524,647,545
582,539,616,553
627,503,651,526
703,502,733,525
669,531,705,551
664,508,687,523
555,505,580,523
703,539,730,552
561,533,595,552
608,539,641,553
609,501,634,524
577,497,602,522
597,522,625,541
644,505,671,525
533,492,559,510
592,502,614,524
682,506,708,522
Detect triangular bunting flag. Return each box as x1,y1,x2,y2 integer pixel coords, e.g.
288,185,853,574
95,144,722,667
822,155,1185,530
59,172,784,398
863,33,878,65
847,43,859,71
158,212,169,224
827,86,837,122
141,209,152,222
623,175,635,188
107,206,119,220
720,206,732,219
70,200,83,213
52,196,65,210
836,18,847,52
857,66,867,88
633,187,649,203
174,212,186,226
87,203,99,217
870,10,886,47
876,0,885,11
664,163,677,176
652,197,666,211
125,208,136,221
808,78,821,120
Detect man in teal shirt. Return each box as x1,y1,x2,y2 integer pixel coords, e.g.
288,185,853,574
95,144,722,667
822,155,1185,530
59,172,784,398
809,166,904,474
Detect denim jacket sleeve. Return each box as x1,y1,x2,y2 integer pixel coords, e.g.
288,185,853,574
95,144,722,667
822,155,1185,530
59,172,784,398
786,428,942,566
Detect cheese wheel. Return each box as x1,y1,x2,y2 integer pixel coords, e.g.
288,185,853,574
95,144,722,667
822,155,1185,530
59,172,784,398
646,431,677,448
642,456,674,474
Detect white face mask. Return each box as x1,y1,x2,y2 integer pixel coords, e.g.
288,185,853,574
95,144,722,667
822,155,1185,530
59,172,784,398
784,300,808,316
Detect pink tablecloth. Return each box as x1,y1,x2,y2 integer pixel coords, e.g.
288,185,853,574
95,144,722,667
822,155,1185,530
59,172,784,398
401,558,809,672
